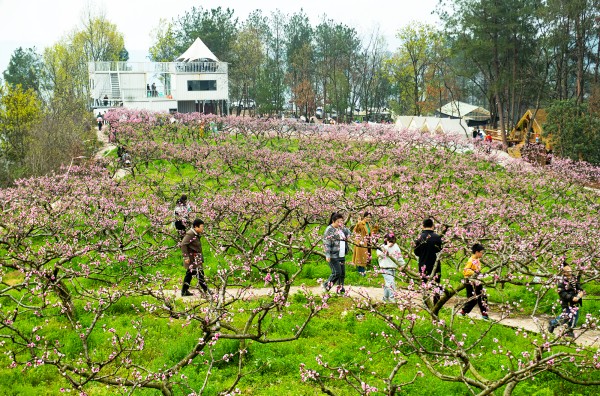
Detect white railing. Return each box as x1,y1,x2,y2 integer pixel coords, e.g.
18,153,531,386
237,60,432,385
91,88,176,103
120,88,175,101
89,61,228,74
91,97,122,107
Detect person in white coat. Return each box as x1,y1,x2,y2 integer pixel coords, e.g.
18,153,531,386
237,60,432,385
377,232,405,302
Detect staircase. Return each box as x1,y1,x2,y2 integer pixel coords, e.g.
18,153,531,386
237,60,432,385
110,73,120,99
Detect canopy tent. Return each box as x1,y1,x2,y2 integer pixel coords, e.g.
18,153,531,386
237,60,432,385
175,37,219,62
436,101,491,122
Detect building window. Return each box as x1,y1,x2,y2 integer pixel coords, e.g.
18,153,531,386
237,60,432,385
187,80,217,91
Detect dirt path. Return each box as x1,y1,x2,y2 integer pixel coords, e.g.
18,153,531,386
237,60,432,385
94,124,115,160
166,285,600,348
94,125,129,179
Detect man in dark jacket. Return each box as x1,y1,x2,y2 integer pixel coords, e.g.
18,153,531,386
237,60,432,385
414,218,444,305
548,265,584,337
180,218,208,296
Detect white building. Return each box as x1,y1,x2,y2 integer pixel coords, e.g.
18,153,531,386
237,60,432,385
88,38,229,114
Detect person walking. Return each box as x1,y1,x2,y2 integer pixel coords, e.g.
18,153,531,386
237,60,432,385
548,264,584,337
174,194,192,239
97,112,103,131
180,219,208,297
460,243,489,320
352,212,373,276
414,218,444,305
323,212,351,294
377,232,405,302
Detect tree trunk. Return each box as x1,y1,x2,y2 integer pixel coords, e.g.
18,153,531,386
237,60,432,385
595,19,600,84
50,277,75,322
562,18,571,100
492,50,508,147
496,92,508,149
413,59,420,116
490,9,508,149
503,381,518,396
575,13,585,104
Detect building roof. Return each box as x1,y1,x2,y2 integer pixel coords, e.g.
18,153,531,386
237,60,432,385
437,101,491,121
176,37,219,62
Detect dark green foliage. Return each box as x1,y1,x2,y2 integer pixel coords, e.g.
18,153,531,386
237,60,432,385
173,6,239,62
2,47,44,92
544,99,600,165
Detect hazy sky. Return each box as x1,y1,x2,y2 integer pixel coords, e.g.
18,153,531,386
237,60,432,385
0,0,440,73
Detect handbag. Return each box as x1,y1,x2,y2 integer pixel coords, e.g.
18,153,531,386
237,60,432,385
463,264,475,278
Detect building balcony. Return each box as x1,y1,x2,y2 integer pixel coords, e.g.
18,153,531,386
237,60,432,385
91,88,175,106
88,61,228,74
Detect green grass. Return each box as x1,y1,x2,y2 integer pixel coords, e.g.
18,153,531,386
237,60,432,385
1,283,599,395
2,121,599,395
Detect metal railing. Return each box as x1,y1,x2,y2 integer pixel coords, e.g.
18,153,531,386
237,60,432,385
91,88,175,103
120,88,174,100
91,97,122,108
89,61,228,74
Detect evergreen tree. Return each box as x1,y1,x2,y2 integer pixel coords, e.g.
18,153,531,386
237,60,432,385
3,47,44,92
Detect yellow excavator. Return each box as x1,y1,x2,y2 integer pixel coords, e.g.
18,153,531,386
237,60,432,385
483,109,551,159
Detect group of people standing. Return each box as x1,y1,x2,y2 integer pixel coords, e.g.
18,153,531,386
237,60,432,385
322,213,488,316
172,199,584,338
322,212,583,336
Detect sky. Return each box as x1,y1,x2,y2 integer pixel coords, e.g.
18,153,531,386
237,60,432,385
0,0,440,74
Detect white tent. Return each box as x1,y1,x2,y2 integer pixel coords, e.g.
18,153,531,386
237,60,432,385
423,117,440,132
409,117,427,131
396,116,470,141
175,37,219,62
395,116,416,129
397,116,437,132
435,118,470,138
437,101,490,122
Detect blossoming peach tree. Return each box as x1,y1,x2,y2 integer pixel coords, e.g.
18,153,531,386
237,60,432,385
1,109,598,395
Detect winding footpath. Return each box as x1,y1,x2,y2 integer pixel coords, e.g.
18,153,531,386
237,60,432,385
95,125,128,179
167,285,600,348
